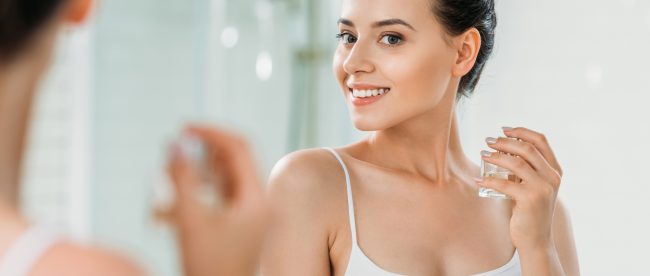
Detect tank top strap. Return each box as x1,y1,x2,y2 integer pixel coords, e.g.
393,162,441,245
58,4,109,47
0,227,61,276
323,147,358,245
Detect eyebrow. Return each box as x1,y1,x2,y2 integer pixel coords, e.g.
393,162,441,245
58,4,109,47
337,18,416,31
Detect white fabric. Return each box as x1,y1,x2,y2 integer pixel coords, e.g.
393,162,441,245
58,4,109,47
0,227,60,276
324,148,522,276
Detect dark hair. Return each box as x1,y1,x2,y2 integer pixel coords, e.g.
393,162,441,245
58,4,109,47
432,0,497,98
0,0,65,60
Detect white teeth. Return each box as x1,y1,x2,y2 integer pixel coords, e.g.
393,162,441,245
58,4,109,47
350,88,389,98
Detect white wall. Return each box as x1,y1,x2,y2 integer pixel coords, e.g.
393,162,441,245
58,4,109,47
22,22,94,240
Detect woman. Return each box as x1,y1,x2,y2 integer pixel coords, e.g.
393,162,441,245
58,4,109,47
262,0,580,275
0,0,268,275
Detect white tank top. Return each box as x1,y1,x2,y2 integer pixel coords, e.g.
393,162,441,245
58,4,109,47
324,148,522,276
0,227,60,276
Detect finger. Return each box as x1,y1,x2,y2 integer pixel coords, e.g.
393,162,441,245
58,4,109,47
167,141,202,211
184,125,264,206
502,127,563,176
187,126,261,195
485,137,559,181
475,177,527,200
481,150,539,182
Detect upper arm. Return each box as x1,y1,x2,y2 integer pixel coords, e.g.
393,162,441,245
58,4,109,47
261,150,340,276
552,198,581,276
83,251,144,276
33,243,145,276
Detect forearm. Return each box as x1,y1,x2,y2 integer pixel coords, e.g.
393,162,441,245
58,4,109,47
178,236,259,276
518,243,565,276
181,253,258,276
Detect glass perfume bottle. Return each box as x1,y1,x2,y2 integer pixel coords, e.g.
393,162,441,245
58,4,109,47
478,138,522,200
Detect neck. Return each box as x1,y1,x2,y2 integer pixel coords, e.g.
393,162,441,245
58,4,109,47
0,59,40,207
368,88,475,186
0,200,24,225
0,199,29,250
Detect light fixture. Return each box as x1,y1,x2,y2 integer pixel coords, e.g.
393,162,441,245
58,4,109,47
256,51,273,81
220,26,239,48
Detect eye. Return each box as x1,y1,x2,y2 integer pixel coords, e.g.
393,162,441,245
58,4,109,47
380,34,403,46
336,32,358,44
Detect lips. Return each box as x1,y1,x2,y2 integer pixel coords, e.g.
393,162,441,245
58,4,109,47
346,83,391,106
350,88,390,98
347,87,390,107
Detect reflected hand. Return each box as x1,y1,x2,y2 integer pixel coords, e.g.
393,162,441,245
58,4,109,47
167,125,271,276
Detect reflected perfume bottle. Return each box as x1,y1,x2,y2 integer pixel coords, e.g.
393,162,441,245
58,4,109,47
151,135,224,223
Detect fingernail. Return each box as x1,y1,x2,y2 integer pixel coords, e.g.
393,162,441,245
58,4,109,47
502,127,514,132
473,177,484,183
485,137,498,145
481,150,493,157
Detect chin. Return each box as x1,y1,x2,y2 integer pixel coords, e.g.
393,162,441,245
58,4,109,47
350,113,396,132
353,122,380,132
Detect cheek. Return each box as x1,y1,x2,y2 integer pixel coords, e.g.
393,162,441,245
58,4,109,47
387,46,454,103
333,49,348,86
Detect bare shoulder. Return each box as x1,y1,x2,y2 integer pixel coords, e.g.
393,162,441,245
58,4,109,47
262,148,349,274
33,242,145,276
552,197,581,276
267,148,351,229
269,148,347,203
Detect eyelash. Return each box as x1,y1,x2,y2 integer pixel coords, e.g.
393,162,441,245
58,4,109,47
336,32,404,47
379,33,404,47
336,32,357,44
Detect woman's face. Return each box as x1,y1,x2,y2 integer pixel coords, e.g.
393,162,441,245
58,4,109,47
333,0,459,131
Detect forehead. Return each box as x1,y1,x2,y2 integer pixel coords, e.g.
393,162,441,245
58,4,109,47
339,0,435,26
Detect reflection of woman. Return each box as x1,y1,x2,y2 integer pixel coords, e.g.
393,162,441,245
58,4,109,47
263,0,579,275
0,0,143,274
0,1,268,275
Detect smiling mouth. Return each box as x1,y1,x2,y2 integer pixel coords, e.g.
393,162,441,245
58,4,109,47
349,88,391,98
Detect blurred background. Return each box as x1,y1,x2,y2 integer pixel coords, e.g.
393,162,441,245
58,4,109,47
20,0,650,275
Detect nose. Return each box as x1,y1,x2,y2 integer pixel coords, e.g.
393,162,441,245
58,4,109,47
343,42,374,75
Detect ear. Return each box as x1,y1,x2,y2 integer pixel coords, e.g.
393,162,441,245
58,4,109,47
451,28,481,78
65,0,93,24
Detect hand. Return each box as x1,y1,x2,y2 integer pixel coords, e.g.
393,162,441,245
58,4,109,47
476,127,563,252
167,125,271,276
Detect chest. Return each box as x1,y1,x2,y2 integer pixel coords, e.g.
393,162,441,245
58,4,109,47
329,170,515,275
